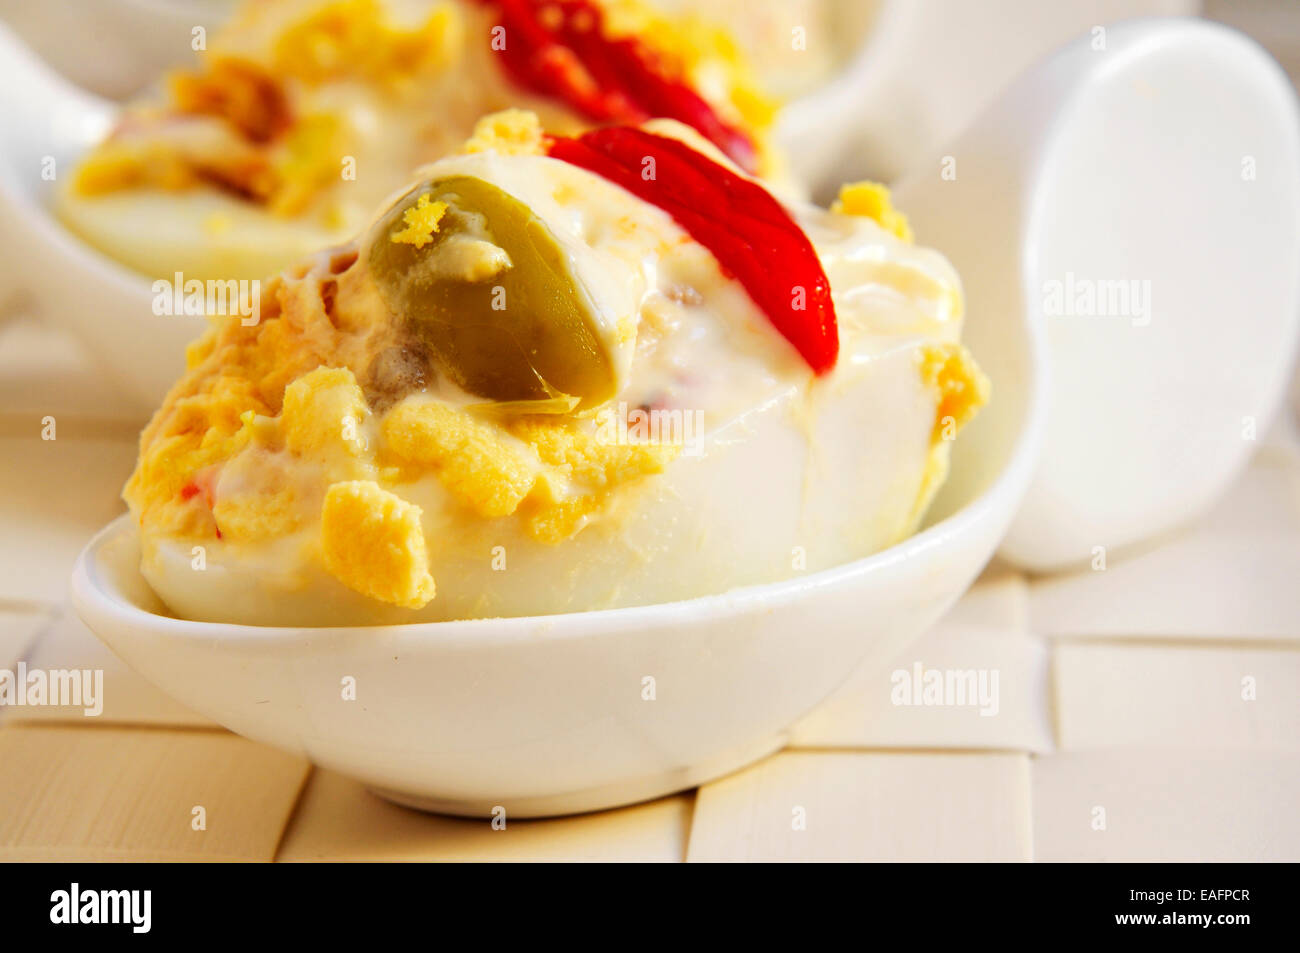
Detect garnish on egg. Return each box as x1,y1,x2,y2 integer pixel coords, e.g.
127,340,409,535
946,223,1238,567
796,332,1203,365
368,175,617,411
483,0,761,172
547,126,839,374
321,479,436,609
833,181,914,243
390,194,449,248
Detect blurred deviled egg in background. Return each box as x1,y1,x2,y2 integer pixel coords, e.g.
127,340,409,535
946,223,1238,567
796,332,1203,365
55,0,779,282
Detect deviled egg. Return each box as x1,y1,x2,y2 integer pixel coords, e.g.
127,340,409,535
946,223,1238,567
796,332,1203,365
123,112,987,625
57,0,778,282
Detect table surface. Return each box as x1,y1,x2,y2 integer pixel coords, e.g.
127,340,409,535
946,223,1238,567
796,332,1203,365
1,307,1297,862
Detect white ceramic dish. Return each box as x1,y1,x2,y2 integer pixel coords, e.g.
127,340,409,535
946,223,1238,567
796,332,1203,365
70,274,1044,814
66,91,1049,810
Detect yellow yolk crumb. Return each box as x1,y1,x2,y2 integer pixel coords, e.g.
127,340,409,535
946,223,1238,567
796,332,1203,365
389,194,449,249
124,371,271,540
463,109,546,157
267,113,344,217
902,343,988,539
834,181,914,243
281,366,370,461
271,0,457,85
321,480,436,609
510,417,678,491
383,401,537,518
72,140,199,196
380,401,676,537
509,417,678,543
124,266,357,543
917,342,990,444
600,0,779,132
518,475,604,544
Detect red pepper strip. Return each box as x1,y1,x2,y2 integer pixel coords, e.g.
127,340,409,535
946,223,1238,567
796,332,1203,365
579,31,759,175
549,2,648,118
481,0,759,173
591,123,795,238
493,0,636,120
550,1,758,173
548,127,838,374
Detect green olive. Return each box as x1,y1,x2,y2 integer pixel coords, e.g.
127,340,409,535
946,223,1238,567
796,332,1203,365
367,176,617,411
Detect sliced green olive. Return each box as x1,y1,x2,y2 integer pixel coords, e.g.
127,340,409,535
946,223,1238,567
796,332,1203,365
367,175,617,411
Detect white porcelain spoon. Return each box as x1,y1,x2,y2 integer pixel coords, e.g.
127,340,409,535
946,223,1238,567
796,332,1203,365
894,17,1300,571
0,20,202,410
59,18,1299,815
777,0,1200,191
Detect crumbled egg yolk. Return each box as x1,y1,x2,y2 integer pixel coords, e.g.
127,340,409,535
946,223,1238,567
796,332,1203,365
321,480,436,608
834,181,914,243
389,194,449,248
918,342,990,443
902,342,991,537
267,113,346,217
126,259,675,609
463,109,546,157
383,401,538,518
282,366,373,465
73,140,203,197
271,0,457,86
600,0,779,132
509,418,678,543
381,402,677,538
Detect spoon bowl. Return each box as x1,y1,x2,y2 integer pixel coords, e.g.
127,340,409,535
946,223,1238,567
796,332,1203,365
69,207,1046,814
